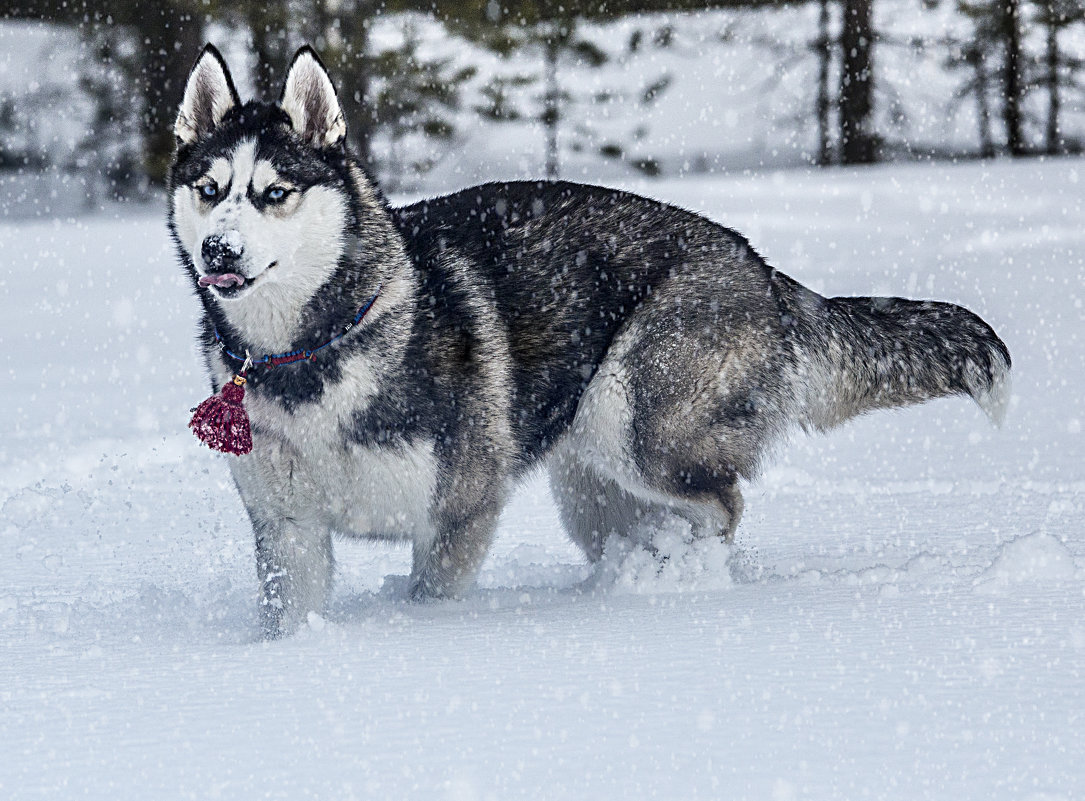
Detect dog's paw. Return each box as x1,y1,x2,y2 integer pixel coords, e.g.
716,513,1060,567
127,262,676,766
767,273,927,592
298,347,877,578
406,575,457,603
407,580,438,603
259,600,309,640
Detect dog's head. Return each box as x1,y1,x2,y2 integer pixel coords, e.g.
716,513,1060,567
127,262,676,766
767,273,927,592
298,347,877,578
169,45,365,311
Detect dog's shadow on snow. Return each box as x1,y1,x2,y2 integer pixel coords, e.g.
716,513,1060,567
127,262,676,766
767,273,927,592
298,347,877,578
321,534,769,633
146,531,773,643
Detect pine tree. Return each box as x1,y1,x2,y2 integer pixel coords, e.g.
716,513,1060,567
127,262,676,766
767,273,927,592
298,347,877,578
76,19,145,201
943,0,1004,158
462,13,605,178
1033,0,1085,155
839,0,877,163
368,19,477,191
814,0,836,165
1000,0,1025,155
462,11,671,178
132,0,205,183
242,0,291,100
947,0,1045,157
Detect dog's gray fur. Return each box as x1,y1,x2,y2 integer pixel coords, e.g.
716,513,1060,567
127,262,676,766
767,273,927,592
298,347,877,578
169,45,1011,637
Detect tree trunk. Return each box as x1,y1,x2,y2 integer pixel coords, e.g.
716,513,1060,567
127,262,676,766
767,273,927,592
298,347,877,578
975,53,995,159
247,0,290,101
1045,13,1061,155
839,0,876,164
138,1,204,185
335,1,373,170
1001,0,1025,156
815,0,833,166
543,28,560,179
301,0,332,52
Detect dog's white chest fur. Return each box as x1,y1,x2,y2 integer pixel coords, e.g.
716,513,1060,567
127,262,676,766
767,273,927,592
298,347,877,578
333,440,438,538
232,375,438,541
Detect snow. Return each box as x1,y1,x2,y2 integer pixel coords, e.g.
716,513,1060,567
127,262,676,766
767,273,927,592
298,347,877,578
2,158,1084,798
973,533,1082,593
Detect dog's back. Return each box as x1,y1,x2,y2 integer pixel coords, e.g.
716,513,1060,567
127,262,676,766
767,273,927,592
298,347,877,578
397,180,1009,458
394,181,781,462
396,180,1010,559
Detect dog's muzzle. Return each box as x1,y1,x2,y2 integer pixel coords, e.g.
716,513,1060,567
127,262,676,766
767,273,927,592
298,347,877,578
199,232,248,289
202,232,244,272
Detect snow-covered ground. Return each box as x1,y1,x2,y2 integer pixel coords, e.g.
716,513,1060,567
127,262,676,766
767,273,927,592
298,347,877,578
2,158,1083,799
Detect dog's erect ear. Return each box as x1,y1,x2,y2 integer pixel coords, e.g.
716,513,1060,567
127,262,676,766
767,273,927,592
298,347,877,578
175,44,240,146
279,46,347,148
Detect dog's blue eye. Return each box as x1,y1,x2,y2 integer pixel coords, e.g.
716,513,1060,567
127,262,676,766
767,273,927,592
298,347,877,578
201,183,218,199
266,187,286,202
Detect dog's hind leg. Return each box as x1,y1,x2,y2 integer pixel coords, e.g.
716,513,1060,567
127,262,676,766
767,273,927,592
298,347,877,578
567,314,771,551
678,479,745,543
614,419,752,546
549,446,668,562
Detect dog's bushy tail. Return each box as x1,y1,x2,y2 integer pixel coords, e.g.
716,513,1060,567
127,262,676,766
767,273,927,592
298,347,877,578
779,277,1011,431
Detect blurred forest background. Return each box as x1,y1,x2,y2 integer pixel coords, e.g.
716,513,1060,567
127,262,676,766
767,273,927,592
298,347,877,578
1,0,1083,207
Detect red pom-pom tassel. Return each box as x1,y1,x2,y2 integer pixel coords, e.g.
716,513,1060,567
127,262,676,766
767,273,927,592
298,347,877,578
189,374,253,455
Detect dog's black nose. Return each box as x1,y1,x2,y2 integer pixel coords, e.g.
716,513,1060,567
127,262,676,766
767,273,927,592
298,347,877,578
202,234,244,269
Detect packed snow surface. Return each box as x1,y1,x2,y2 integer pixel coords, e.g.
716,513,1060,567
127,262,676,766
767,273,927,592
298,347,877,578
2,160,1084,799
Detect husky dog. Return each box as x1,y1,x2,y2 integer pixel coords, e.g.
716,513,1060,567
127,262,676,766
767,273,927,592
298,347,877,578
169,44,1010,637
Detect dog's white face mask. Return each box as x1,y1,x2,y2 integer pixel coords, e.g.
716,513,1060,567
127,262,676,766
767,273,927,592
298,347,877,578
170,47,350,348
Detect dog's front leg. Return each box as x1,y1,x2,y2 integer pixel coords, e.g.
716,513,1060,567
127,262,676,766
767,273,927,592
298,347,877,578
409,504,500,601
252,515,334,638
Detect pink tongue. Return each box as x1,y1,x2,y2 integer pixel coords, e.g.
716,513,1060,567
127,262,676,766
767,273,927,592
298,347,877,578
199,273,246,288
